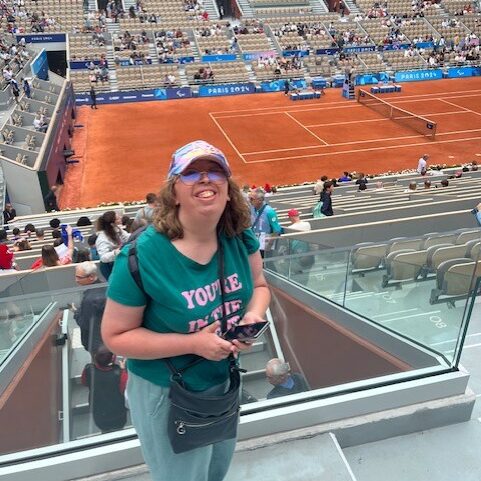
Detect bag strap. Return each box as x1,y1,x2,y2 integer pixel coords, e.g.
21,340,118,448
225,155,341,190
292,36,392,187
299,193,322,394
252,204,267,230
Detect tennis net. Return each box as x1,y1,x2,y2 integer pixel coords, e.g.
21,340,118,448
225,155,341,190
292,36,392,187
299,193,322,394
357,89,437,139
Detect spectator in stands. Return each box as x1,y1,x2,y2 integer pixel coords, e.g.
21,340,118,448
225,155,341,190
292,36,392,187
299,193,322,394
11,228,21,241
50,218,61,229
33,114,48,133
24,223,35,236
10,79,20,103
417,154,429,175
52,229,62,240
424,180,432,189
31,226,74,269
313,175,328,195
135,193,157,224
404,181,417,193
355,173,368,189
44,185,59,212
13,239,31,252
471,160,478,171
81,345,128,433
338,171,352,182
75,248,92,263
77,216,92,227
35,228,45,241
88,234,100,261
319,181,334,217
266,358,308,399
440,179,449,188
121,215,134,233
73,261,107,354
358,183,367,192
21,78,31,98
287,209,311,232
0,229,16,273
250,188,283,257
95,210,130,280
3,203,16,224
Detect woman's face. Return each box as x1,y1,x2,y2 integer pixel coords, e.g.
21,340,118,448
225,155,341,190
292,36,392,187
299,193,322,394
174,158,229,222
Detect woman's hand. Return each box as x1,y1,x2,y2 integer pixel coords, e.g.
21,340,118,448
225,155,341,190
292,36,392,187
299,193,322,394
231,311,267,354
192,321,235,361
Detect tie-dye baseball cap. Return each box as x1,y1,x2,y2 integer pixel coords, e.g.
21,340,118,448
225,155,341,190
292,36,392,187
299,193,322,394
167,141,231,179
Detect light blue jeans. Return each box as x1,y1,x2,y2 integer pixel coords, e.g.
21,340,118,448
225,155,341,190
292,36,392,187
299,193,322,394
127,371,237,481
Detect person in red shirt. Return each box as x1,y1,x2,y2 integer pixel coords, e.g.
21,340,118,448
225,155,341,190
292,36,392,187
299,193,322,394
0,229,16,273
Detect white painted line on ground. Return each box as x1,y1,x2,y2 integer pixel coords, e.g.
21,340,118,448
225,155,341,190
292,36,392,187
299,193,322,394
431,332,481,346
382,310,441,323
372,308,418,318
284,111,328,145
462,342,481,349
208,112,247,164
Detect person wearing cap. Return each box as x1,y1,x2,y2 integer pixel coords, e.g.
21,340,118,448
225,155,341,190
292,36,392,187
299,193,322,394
101,140,270,481
287,209,311,232
249,188,283,258
265,358,309,400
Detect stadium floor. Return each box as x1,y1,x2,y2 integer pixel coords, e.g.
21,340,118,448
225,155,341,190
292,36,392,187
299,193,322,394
62,77,481,208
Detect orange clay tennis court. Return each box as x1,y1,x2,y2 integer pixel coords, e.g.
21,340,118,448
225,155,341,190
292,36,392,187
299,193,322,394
61,76,481,208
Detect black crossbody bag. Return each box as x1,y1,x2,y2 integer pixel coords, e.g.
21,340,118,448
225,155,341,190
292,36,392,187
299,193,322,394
128,236,243,454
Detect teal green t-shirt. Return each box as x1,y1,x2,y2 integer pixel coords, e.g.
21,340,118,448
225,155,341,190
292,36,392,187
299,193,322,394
107,226,259,391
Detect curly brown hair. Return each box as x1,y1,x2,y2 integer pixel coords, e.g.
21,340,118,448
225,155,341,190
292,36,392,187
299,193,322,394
152,178,251,240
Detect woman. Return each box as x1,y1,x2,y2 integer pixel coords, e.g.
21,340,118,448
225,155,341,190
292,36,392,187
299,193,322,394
95,211,130,280
101,141,270,481
320,180,334,216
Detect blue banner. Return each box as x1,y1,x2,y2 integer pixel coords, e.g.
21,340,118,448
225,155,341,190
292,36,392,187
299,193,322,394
118,58,152,66
201,54,237,62
260,79,307,92
355,72,390,86
16,33,66,43
344,45,376,54
198,83,255,97
416,41,434,49
311,77,327,88
178,56,195,64
383,43,410,51
69,60,108,70
447,66,481,78
242,51,276,61
282,50,309,57
394,69,443,82
31,50,49,80
75,87,192,105
316,48,339,55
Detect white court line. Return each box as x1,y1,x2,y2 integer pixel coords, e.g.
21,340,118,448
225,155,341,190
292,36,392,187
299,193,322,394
440,98,481,118
372,308,418,319
209,88,481,115
242,135,481,163
211,92,481,119
304,110,465,128
284,111,328,145
208,112,247,164
242,128,481,156
462,342,481,349
382,310,440,323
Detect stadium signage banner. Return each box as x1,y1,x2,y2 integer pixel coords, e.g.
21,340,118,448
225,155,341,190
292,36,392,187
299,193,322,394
394,69,443,82
261,79,307,92
178,56,195,63
415,41,434,49
69,60,108,70
316,48,338,55
282,50,309,57
118,59,152,66
344,45,376,54
243,51,277,61
382,43,410,51
201,54,237,62
31,50,49,80
355,72,389,85
198,83,255,97
447,66,481,78
75,87,192,104
16,33,66,43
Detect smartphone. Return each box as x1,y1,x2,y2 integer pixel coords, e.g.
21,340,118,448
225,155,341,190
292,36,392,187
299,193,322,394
223,321,270,343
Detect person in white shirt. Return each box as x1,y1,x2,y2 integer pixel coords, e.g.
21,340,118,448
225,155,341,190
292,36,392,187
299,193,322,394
287,209,311,231
417,154,429,175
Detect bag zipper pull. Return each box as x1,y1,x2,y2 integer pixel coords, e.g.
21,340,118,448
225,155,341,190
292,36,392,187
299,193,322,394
176,421,186,435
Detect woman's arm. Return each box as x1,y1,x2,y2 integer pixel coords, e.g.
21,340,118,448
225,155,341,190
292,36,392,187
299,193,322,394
242,251,270,322
65,225,74,258
101,299,235,361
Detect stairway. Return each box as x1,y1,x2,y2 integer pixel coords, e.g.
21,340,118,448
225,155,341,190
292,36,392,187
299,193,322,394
105,44,119,91
204,0,220,20
236,0,255,17
88,0,96,11
342,0,361,14
309,0,330,14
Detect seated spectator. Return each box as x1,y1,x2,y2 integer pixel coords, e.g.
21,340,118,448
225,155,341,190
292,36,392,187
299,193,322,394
266,358,308,399
338,171,352,182
11,227,21,241
74,248,91,263
52,229,62,240
88,234,100,261
13,239,31,251
404,181,417,192
424,180,432,189
50,218,61,229
3,203,16,224
81,345,128,433
358,183,367,191
287,209,311,231
24,223,35,236
33,114,48,133
440,179,449,187
355,173,368,189
35,228,45,241
0,229,16,273
313,175,328,195
77,216,92,227
121,215,134,233
471,160,478,171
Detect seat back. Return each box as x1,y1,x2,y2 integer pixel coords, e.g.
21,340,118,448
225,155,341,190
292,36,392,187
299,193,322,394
431,244,470,271
388,249,427,281
351,243,387,271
